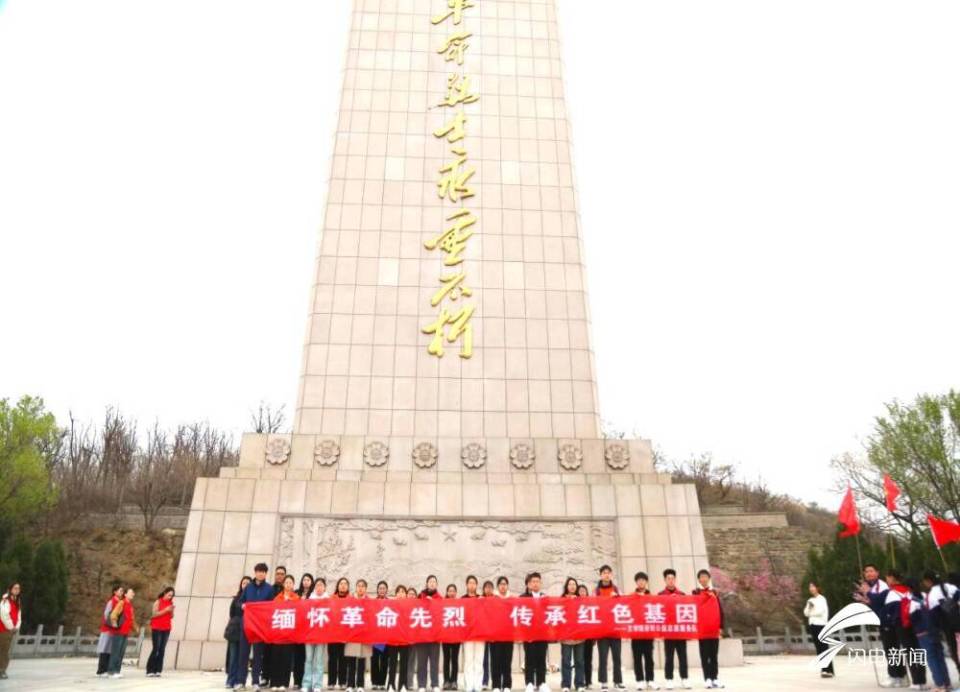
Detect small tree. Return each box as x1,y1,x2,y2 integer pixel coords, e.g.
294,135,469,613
836,391,960,533
130,424,175,533
0,396,59,526
30,540,68,627
250,402,287,434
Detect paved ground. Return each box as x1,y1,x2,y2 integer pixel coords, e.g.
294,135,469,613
0,655,920,691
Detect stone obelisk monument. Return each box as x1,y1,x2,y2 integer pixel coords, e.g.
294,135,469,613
163,0,734,671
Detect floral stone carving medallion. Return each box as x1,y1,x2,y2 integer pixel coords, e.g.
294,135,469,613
605,441,630,470
363,441,390,467
265,438,291,465
461,442,487,469
558,443,583,471
314,439,340,466
412,442,438,469
510,442,535,470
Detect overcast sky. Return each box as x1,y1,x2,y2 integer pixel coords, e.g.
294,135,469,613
1,1,958,508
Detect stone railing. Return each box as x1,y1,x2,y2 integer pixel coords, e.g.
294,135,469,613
9,624,146,659
734,625,881,655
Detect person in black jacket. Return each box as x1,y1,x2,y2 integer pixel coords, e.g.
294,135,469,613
629,572,656,690
225,576,250,689
924,570,960,672
520,572,548,692
691,570,724,689
879,570,924,689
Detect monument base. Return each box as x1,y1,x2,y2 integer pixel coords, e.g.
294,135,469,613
165,433,742,670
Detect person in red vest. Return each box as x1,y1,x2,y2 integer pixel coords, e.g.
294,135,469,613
593,565,624,692
270,575,301,689
107,587,136,678
658,570,691,690
146,586,175,677
96,584,125,676
0,582,22,680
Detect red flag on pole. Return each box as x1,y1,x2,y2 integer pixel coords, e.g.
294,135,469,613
927,515,960,548
837,487,861,537
883,474,901,513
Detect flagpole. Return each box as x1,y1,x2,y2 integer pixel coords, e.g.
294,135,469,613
888,532,896,568
854,532,864,575
936,543,949,572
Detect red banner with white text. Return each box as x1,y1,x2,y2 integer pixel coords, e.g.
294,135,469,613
243,595,721,644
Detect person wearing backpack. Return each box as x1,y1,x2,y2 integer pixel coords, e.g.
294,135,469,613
908,577,952,692
881,571,925,689
921,570,960,673
225,576,251,689
107,588,136,678
96,585,125,676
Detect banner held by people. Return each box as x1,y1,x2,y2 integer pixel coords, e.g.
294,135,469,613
243,594,722,645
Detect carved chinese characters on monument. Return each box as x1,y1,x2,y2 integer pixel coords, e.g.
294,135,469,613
422,0,479,359
277,518,617,593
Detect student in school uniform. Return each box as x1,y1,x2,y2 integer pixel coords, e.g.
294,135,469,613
658,570,690,690
593,565,624,692
922,570,960,673
907,577,951,692
856,563,903,688
883,570,925,689
520,572,549,692
690,570,724,689
629,573,657,690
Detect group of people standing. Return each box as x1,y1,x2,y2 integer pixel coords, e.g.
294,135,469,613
805,565,960,691
94,583,175,679
226,563,726,692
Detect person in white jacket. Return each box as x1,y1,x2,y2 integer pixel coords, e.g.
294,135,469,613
0,583,23,680
803,580,833,678
303,578,330,692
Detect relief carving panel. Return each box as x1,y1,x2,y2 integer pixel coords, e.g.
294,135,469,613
276,517,618,594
